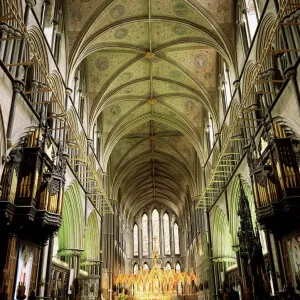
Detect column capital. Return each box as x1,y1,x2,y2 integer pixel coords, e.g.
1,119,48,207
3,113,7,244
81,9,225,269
51,19,58,26
242,8,250,14
65,87,73,95
25,0,36,7
285,67,297,79
233,80,240,88
13,80,24,93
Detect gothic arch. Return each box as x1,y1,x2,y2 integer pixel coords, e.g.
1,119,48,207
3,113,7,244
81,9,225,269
255,13,278,72
241,61,257,104
58,181,85,251
83,210,100,262
27,26,50,81
102,113,205,170
48,71,66,112
211,205,235,260
66,107,80,135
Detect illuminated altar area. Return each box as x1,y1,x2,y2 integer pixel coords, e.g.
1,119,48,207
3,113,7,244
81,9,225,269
115,239,196,300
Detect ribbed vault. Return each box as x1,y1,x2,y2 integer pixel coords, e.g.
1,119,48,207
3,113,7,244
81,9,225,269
65,0,235,222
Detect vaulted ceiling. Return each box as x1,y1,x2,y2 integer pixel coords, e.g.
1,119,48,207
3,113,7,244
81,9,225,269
64,0,235,221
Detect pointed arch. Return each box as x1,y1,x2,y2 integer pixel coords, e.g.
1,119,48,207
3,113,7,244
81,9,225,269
142,213,149,256
165,262,172,270
133,263,139,274
27,26,50,80
58,181,85,251
152,209,160,254
133,223,139,256
83,210,100,262
163,212,171,255
241,60,257,102
256,13,278,71
211,206,235,260
174,222,180,255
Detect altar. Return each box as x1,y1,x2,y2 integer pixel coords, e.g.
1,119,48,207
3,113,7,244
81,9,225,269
133,295,172,300
115,239,196,300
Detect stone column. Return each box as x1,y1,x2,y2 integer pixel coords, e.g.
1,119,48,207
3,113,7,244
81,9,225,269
51,19,58,52
54,31,61,62
110,211,115,300
272,0,293,68
264,229,278,292
37,242,47,297
76,253,81,277
6,80,24,147
272,231,286,289
41,0,50,29
73,76,79,107
44,236,54,297
99,214,104,300
286,69,300,113
206,210,216,299
14,0,36,80
160,214,164,256
131,227,134,257
170,217,175,257
139,224,142,259
149,216,153,258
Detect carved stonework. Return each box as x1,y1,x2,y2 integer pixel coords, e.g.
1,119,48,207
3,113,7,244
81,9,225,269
25,0,36,7
1,149,22,201
12,80,24,93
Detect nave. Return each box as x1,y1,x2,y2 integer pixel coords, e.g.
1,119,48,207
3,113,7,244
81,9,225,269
1,0,300,299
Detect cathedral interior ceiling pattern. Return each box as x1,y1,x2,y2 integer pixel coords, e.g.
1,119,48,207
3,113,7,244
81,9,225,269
64,0,234,220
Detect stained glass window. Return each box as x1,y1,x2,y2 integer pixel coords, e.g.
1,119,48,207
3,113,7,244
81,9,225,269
143,263,149,271
174,223,180,255
133,224,138,256
142,214,149,256
165,262,171,270
152,209,160,254
133,263,138,274
163,213,170,255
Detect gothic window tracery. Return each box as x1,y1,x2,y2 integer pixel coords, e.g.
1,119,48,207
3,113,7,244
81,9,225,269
163,213,170,255
152,209,160,254
174,223,180,255
142,214,149,256
133,224,138,256
133,210,180,258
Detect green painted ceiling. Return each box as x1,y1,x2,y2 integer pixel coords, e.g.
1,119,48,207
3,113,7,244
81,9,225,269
65,0,235,220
